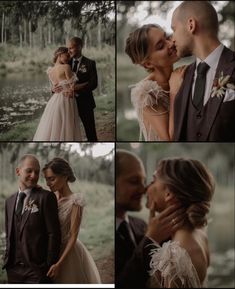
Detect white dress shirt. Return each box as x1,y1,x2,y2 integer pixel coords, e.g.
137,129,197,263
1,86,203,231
15,188,32,215
191,44,224,105
72,55,83,73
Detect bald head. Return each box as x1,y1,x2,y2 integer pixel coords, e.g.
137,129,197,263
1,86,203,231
173,1,218,37
18,154,39,168
116,149,144,178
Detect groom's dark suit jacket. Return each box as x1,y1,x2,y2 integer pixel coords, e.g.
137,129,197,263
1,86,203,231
70,56,98,110
173,46,235,141
3,187,61,277
116,216,148,288
69,56,98,141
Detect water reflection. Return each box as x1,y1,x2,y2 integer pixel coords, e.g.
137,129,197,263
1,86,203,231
0,73,50,132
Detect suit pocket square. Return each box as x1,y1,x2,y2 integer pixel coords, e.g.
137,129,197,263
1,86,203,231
224,89,235,102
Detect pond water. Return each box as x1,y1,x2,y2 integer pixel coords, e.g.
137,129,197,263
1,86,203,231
0,73,50,132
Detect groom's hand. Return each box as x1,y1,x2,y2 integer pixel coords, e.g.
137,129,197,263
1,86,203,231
53,83,63,94
146,203,185,244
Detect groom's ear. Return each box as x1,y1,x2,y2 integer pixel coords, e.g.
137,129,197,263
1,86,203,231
16,167,20,176
187,18,196,34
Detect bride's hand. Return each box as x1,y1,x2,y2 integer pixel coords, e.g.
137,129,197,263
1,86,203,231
47,263,61,279
169,65,188,97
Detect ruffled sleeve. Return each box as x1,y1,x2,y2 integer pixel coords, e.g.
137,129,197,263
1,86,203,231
71,193,86,208
148,240,201,288
130,79,169,141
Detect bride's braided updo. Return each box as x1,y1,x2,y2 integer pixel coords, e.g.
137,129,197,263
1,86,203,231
156,158,215,228
43,157,76,183
53,47,69,63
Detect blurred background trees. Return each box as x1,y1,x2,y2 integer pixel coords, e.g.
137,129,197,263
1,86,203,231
0,1,115,48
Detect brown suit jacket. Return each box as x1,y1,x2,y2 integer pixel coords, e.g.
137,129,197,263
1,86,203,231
3,187,61,273
173,46,235,141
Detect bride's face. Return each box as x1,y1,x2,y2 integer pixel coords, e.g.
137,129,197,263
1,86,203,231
44,168,67,192
146,171,168,212
143,27,179,70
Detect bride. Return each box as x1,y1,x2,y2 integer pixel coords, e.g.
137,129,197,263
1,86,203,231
125,24,186,141
145,157,215,287
33,47,82,141
43,157,101,284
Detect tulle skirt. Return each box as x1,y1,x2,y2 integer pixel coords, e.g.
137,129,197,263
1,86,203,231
54,239,101,284
33,92,82,141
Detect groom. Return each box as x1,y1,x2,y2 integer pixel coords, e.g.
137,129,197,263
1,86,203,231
2,154,61,283
67,37,98,141
116,149,185,288
171,1,235,141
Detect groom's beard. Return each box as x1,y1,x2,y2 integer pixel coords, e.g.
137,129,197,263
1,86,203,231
177,47,193,58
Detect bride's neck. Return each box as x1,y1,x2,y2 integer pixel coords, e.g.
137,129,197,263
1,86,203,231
171,221,194,240
148,65,173,90
57,183,72,199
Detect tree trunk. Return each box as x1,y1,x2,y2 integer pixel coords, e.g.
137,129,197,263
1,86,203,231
24,18,27,46
97,17,102,49
1,12,4,44
19,23,23,47
29,19,32,48
48,22,51,45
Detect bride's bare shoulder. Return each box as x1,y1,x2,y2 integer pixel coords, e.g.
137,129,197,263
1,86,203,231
173,229,209,282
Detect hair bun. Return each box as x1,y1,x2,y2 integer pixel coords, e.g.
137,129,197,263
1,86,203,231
68,174,76,183
186,202,210,228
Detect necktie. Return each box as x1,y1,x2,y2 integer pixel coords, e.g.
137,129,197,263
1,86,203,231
72,59,79,73
193,62,210,110
16,192,26,216
118,220,136,249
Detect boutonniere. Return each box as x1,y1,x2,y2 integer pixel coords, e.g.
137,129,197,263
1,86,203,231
24,199,39,213
211,71,235,98
78,64,87,73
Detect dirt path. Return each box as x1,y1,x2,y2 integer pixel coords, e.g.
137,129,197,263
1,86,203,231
96,254,114,284
81,111,115,141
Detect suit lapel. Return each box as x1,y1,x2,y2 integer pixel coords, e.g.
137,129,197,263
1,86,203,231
203,46,235,139
20,189,37,236
8,193,18,238
174,63,196,140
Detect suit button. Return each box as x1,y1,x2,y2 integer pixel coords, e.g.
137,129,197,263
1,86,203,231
196,114,201,119
197,132,202,137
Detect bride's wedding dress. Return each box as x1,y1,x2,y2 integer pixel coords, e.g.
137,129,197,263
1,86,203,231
147,240,207,288
33,68,82,141
130,79,169,141
54,193,101,284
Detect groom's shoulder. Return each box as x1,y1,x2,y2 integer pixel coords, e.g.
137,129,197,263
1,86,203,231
82,55,96,64
5,192,18,203
32,187,56,200
129,215,147,227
